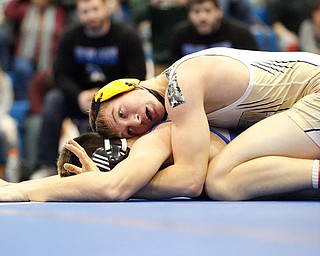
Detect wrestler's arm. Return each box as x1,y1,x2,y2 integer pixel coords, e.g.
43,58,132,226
0,175,62,189
135,64,211,198
0,125,172,202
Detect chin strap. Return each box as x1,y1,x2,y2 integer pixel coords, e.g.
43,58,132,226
144,87,168,121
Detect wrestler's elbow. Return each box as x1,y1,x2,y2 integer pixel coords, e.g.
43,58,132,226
182,171,205,197
110,193,129,202
96,182,131,202
185,181,204,197
97,189,128,201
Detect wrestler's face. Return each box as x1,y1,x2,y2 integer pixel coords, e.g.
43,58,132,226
188,1,222,35
77,0,109,31
101,89,166,138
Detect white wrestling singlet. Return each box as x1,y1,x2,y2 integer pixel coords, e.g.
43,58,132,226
165,47,320,146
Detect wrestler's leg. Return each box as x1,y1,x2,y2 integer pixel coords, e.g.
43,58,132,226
205,112,320,200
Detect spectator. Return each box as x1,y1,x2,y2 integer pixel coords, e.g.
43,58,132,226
30,0,146,179
54,0,77,23
299,0,320,54
4,0,66,100
129,0,188,75
219,0,254,25
267,0,315,51
108,0,133,24
0,16,15,72
0,67,21,182
170,0,259,61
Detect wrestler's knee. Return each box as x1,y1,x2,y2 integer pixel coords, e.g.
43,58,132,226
205,176,235,200
205,162,244,201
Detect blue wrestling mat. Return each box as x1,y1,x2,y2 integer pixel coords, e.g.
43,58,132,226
0,200,319,256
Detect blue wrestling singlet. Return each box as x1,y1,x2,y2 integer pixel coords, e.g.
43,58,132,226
150,120,238,143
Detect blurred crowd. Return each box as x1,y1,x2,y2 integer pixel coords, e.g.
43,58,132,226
0,0,319,181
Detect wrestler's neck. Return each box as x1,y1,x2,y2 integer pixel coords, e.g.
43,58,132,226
84,20,111,38
140,74,168,97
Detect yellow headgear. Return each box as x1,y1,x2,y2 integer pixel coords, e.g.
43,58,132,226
92,78,140,132
94,78,140,103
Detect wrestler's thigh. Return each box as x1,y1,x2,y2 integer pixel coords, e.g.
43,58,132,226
209,112,320,174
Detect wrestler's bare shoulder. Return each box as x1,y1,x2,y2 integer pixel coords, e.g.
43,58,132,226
177,55,248,81
176,55,250,112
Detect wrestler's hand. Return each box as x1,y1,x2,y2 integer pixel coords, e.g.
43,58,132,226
63,139,100,175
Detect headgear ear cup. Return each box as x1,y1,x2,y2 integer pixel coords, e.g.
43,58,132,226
91,138,130,171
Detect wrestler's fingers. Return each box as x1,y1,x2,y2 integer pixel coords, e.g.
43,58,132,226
79,158,100,173
64,141,100,173
72,148,99,171
64,141,90,160
69,139,88,152
63,163,83,174
65,139,86,152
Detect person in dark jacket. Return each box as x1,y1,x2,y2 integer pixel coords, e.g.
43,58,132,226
170,0,258,62
31,0,146,179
